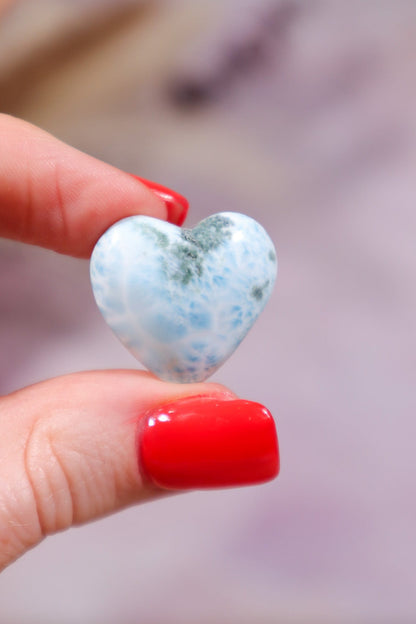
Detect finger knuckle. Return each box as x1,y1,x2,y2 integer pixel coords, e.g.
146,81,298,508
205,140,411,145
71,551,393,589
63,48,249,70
24,415,74,535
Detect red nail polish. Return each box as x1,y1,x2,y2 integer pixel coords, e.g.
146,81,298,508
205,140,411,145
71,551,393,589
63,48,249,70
139,397,279,490
130,174,189,226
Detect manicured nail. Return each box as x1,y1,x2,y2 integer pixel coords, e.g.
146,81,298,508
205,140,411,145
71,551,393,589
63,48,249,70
130,174,189,226
139,396,279,490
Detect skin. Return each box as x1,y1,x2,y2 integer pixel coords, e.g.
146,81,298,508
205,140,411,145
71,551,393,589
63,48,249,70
0,114,235,571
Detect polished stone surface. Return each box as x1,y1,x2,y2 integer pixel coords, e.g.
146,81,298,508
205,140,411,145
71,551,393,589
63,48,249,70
90,212,277,382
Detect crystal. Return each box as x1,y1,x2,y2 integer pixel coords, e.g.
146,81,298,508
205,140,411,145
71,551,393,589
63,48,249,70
90,212,277,383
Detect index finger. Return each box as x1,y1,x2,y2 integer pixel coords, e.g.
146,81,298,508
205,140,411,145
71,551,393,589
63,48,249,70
0,114,178,257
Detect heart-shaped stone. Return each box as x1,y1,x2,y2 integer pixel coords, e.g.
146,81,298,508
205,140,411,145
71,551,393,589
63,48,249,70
90,212,277,382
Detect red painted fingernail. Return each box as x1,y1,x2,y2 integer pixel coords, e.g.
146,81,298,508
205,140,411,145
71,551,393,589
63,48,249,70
130,174,189,226
139,396,279,490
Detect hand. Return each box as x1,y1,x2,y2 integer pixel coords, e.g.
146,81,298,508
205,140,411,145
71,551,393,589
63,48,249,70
0,114,279,571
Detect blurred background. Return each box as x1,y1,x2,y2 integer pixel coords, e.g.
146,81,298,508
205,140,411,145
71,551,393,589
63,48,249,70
0,0,415,622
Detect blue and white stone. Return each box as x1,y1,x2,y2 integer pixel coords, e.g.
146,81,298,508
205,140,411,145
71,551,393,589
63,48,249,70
90,212,277,383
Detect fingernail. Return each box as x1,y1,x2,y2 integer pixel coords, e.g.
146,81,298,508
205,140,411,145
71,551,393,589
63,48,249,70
139,396,279,490
130,174,189,226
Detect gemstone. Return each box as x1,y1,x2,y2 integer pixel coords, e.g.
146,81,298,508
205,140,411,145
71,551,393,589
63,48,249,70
90,212,277,383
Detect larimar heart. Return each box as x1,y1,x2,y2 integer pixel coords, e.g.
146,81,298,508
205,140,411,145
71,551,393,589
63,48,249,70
90,212,277,382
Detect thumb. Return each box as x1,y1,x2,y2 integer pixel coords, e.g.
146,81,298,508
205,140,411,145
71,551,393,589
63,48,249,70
0,370,278,570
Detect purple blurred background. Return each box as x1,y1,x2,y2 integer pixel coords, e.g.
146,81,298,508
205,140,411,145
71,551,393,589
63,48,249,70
0,1,415,622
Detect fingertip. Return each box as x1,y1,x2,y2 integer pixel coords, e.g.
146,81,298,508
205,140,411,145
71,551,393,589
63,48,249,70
139,395,279,490
129,175,189,226
0,114,170,257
